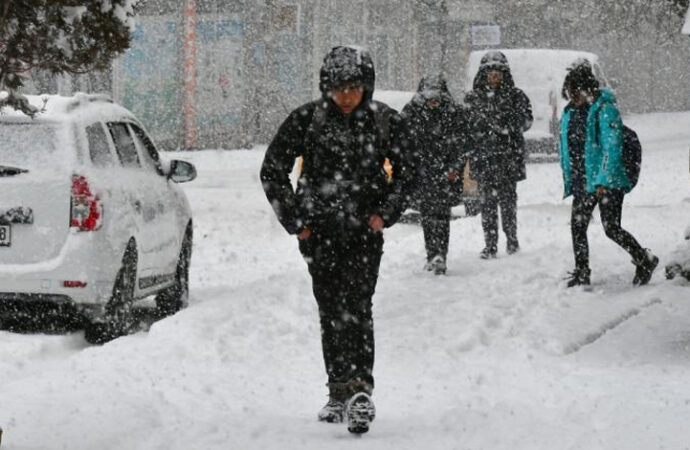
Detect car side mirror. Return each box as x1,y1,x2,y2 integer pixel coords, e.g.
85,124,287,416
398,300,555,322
168,160,197,183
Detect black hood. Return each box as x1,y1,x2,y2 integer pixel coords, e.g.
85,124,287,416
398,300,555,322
413,75,455,105
319,46,376,101
561,58,600,100
472,51,515,91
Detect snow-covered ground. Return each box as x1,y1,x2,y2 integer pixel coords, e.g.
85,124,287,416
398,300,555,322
1,111,689,450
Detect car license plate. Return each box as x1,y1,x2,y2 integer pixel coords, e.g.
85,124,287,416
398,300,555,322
0,224,10,247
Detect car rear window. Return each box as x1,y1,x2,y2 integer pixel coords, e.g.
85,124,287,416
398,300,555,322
107,122,140,168
86,123,115,167
0,123,58,169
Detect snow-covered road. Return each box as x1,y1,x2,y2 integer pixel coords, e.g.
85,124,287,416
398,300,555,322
1,112,689,450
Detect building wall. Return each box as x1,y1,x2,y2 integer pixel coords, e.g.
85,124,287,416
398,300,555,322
112,14,184,148
26,0,687,149
496,0,690,114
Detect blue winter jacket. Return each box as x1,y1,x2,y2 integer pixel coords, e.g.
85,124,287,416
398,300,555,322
559,89,631,197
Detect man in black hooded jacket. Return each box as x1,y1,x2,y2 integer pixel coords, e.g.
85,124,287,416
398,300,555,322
401,75,469,274
260,45,415,433
465,51,533,259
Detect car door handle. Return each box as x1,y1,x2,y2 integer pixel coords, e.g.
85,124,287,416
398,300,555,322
133,199,142,213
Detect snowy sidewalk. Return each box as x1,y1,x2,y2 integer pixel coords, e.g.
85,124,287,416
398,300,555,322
0,111,689,450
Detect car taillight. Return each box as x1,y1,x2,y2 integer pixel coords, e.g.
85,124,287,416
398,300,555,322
70,174,103,231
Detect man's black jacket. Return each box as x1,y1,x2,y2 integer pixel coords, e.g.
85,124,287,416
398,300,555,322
465,64,533,184
401,91,468,207
260,99,415,235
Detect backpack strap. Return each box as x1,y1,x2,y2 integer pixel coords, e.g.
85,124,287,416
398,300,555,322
373,103,391,152
300,102,328,172
308,102,328,137
593,104,601,145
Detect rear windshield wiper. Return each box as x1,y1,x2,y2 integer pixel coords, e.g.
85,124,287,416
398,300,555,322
0,165,29,176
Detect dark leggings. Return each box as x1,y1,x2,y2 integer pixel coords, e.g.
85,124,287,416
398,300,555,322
571,189,646,269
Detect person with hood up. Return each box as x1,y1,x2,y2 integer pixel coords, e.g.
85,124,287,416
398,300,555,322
260,45,415,434
559,59,658,287
401,75,469,274
465,51,533,259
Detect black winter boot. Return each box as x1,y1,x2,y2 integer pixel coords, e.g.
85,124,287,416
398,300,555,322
318,398,345,423
424,255,447,275
480,246,497,260
318,383,349,423
566,267,591,287
633,250,659,286
346,392,376,434
506,238,520,255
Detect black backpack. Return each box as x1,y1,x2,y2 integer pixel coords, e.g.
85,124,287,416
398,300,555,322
621,125,642,189
595,112,642,190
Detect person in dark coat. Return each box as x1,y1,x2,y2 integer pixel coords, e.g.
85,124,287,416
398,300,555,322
401,75,468,274
558,59,658,287
465,51,533,259
259,45,415,433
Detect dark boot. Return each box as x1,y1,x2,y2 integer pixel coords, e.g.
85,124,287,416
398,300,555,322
318,383,349,423
506,238,520,255
424,255,446,275
318,398,345,423
566,267,591,287
480,246,497,260
433,257,447,275
633,250,659,286
346,392,376,434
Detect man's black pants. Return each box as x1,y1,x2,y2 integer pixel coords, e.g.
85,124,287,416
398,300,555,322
479,179,518,251
420,202,451,261
571,189,646,270
299,226,383,392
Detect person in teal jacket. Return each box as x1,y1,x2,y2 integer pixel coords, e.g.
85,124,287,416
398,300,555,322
558,60,658,287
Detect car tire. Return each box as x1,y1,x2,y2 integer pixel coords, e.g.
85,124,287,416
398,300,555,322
85,242,137,344
155,228,192,317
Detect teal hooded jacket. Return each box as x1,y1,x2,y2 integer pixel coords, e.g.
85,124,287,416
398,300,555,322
559,88,631,198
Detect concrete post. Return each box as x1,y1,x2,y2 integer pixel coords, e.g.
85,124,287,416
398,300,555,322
183,0,198,149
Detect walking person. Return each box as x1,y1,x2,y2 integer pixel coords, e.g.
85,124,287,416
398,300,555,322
401,75,468,274
559,59,658,287
260,45,415,433
465,51,533,259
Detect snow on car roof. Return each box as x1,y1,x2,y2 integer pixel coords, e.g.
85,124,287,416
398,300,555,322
372,90,415,113
683,8,690,34
465,49,604,140
0,91,138,124
466,49,600,86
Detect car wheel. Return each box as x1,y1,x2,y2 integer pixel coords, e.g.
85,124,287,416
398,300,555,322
155,229,192,317
85,242,137,344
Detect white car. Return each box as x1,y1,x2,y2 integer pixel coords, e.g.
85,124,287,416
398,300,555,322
0,93,196,343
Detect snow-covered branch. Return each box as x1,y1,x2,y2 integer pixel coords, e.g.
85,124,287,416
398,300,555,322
0,0,137,114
